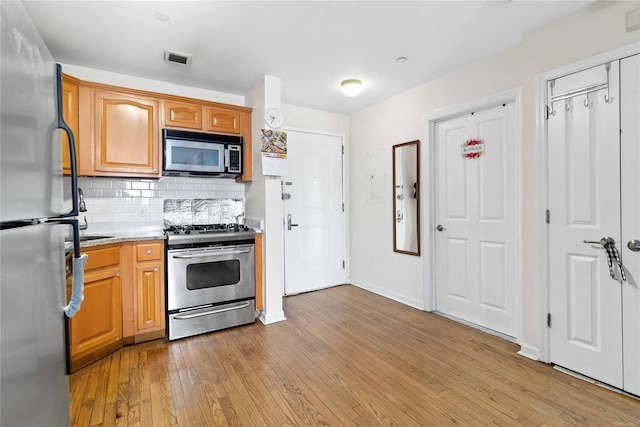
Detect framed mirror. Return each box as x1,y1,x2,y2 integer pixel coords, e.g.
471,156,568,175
393,140,420,256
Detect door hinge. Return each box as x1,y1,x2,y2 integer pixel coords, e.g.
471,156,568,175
545,209,550,224
342,260,345,269
547,313,551,328
342,203,345,212
342,145,345,155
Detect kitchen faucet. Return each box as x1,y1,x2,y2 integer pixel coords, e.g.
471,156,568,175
78,188,88,230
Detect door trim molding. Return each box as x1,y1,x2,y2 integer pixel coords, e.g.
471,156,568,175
536,42,640,364
423,88,523,343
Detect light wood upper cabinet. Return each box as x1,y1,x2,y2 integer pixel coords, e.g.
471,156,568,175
79,87,160,177
205,107,241,134
94,90,160,176
72,76,252,180
163,101,242,135
163,100,203,130
61,75,79,175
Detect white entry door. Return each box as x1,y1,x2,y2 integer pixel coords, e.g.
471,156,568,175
548,55,639,395
283,130,345,295
434,102,518,337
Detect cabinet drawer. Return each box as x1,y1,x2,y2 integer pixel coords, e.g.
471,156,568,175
136,242,163,262
84,245,120,270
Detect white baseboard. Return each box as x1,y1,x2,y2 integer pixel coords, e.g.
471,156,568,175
517,343,540,361
259,310,287,325
348,279,425,310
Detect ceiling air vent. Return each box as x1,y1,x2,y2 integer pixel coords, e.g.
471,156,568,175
164,50,192,66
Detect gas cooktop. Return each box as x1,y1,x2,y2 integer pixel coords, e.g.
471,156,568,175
164,223,255,245
166,223,250,234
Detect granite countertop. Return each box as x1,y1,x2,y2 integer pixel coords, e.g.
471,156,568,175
67,221,166,249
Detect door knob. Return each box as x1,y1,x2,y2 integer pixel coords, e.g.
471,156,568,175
436,224,447,232
628,239,640,252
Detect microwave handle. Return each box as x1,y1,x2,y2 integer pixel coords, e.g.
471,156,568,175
224,148,230,169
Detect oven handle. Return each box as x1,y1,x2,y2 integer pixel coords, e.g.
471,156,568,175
172,248,252,259
173,302,251,320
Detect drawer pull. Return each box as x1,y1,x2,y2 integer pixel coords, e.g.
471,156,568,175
147,249,152,255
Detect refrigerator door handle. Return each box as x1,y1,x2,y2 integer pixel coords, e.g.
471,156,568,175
55,63,79,219
64,252,87,318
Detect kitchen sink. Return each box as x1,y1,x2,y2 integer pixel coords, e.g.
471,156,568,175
66,235,114,242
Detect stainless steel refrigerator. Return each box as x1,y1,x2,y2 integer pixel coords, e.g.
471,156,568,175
1,2,84,425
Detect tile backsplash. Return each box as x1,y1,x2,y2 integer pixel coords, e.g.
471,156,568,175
77,176,245,223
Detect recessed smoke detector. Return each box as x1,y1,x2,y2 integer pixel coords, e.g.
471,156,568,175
164,50,192,66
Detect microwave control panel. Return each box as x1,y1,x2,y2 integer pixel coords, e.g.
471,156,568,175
227,145,242,173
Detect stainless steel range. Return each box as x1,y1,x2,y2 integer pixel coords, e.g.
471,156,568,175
165,223,256,341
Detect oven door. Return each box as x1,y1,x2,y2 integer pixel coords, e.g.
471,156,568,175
167,244,255,311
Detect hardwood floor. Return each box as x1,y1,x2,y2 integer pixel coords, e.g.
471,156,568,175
70,285,639,426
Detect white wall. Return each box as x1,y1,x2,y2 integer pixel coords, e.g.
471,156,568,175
349,1,640,353
282,104,349,136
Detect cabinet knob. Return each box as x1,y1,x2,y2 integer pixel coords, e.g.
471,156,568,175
154,267,159,272
115,271,120,277
147,249,152,254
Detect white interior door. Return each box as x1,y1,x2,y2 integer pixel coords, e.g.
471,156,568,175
283,130,345,295
620,54,640,396
547,61,622,388
434,102,518,337
547,57,640,393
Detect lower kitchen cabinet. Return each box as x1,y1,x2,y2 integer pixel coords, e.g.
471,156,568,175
68,244,122,373
68,239,165,372
121,240,165,344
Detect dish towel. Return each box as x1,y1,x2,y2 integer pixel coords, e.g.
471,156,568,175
64,253,88,317
602,240,626,282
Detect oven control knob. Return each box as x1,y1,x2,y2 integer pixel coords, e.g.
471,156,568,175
185,229,191,234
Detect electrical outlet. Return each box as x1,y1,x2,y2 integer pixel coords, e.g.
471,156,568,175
138,208,147,220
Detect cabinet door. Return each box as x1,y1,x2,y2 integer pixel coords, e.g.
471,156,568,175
93,89,160,177
164,100,203,130
69,266,122,357
135,261,165,333
205,107,241,134
61,77,79,175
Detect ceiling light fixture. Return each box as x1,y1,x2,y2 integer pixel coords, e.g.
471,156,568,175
340,79,363,97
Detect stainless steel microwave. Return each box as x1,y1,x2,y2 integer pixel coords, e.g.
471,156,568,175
162,129,243,178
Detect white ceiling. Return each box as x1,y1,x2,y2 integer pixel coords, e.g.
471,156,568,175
23,1,594,115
